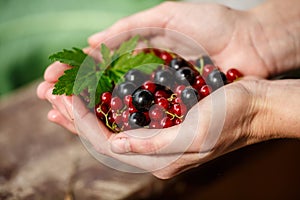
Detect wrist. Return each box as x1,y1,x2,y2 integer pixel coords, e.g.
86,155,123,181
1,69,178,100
250,0,300,77
237,79,272,144
251,79,300,140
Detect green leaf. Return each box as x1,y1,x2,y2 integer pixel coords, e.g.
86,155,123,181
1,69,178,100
114,35,139,57
101,43,111,66
135,63,161,74
88,73,112,107
112,52,164,80
73,56,97,95
50,35,163,107
52,67,79,95
49,48,87,67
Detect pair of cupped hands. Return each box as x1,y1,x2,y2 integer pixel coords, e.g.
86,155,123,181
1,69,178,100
37,2,298,179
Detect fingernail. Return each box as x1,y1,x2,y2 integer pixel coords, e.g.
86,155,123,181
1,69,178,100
111,137,131,153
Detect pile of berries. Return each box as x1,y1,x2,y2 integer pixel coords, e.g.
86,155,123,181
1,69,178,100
94,49,243,133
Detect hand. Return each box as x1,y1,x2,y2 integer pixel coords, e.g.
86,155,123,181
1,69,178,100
37,1,300,179
88,2,277,78
37,62,270,179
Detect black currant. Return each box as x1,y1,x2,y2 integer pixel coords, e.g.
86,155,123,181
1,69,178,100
205,70,227,91
132,89,154,111
154,69,175,89
169,57,188,70
116,81,137,99
128,112,149,129
181,87,200,108
175,67,196,85
125,69,147,86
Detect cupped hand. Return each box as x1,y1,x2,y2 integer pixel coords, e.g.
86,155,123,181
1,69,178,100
37,61,266,179
88,2,276,78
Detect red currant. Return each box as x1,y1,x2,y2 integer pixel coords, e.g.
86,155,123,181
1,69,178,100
174,97,182,104
107,112,115,124
142,81,156,94
122,109,130,122
155,97,170,110
112,112,123,125
110,97,123,111
173,118,182,125
159,51,173,65
95,103,109,119
171,103,187,116
161,117,173,128
226,68,243,83
124,95,132,106
101,92,112,105
149,105,165,121
149,121,163,129
193,75,206,90
200,85,212,98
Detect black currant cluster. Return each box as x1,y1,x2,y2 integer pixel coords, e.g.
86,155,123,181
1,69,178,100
94,49,243,133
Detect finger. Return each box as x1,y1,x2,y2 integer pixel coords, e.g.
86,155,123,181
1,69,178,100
151,153,202,179
37,81,54,100
44,61,71,83
72,96,113,154
110,103,208,155
45,88,73,121
110,128,172,154
88,3,169,48
105,146,204,176
61,95,74,120
83,46,102,62
48,109,77,134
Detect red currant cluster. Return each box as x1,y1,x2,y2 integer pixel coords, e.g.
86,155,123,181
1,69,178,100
94,49,243,133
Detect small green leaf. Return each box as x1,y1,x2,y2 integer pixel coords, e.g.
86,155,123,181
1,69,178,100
88,73,112,107
136,63,161,74
113,52,164,74
52,67,79,96
114,35,139,57
101,43,111,66
72,56,96,92
49,48,87,67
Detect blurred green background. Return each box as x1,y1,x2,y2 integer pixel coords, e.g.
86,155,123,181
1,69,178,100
0,0,164,96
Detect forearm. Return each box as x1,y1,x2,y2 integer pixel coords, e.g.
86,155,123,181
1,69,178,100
251,0,300,77
253,79,300,140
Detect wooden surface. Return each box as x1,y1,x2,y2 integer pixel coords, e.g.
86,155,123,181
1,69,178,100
0,82,164,200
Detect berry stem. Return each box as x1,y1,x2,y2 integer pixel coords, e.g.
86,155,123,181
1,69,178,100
97,103,120,133
165,110,183,120
167,94,177,102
